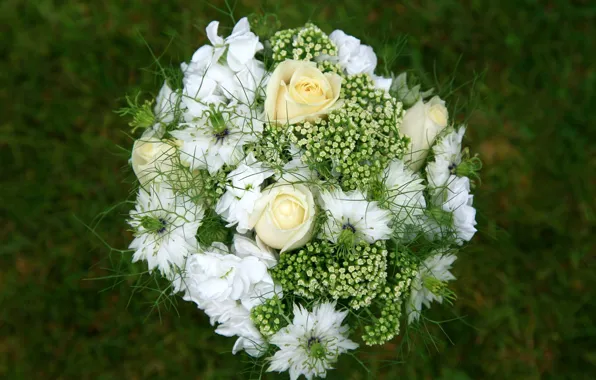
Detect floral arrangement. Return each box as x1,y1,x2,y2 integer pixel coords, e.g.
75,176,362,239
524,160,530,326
120,16,481,379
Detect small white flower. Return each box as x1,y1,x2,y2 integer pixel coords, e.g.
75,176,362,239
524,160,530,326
383,159,427,238
371,73,393,91
329,30,377,75
426,126,466,190
328,30,391,91
268,302,358,380
217,306,268,357
319,189,392,244
215,154,274,233
426,127,477,243
206,17,264,72
182,17,266,105
174,241,280,310
407,253,456,323
128,186,204,277
171,103,262,174
441,176,477,243
233,234,278,269
154,81,179,123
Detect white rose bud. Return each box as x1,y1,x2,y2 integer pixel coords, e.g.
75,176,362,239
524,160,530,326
400,96,449,172
131,137,178,185
248,183,316,252
265,60,342,125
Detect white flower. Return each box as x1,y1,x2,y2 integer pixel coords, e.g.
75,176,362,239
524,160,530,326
127,186,204,277
172,241,281,357
171,103,262,174
268,302,358,380
233,234,278,269
216,305,268,357
182,17,266,105
371,74,392,91
328,30,391,91
215,154,274,233
173,241,280,312
264,60,342,125
319,189,392,244
329,30,377,75
383,160,427,238
154,81,179,123
426,126,466,190
206,17,264,72
249,182,316,252
401,96,449,172
425,126,476,243
407,253,456,323
441,176,477,243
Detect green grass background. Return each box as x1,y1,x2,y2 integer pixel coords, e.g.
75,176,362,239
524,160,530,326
2,0,595,378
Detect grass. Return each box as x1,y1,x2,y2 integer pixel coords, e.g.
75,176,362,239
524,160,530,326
2,0,595,378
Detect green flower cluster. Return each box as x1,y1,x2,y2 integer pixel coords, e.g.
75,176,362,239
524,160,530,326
271,241,388,310
317,61,345,76
250,295,288,338
362,250,418,345
270,23,337,63
289,96,407,190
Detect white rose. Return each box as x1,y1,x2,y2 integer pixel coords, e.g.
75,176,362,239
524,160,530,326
131,137,178,185
265,60,342,125
401,96,449,172
248,183,316,252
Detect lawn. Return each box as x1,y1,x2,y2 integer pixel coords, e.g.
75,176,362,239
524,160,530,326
2,0,595,379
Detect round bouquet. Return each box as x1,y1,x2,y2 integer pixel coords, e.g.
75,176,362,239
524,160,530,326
121,16,480,379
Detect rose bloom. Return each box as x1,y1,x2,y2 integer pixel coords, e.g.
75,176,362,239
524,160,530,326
265,60,342,125
400,96,449,172
131,137,178,185
248,182,316,252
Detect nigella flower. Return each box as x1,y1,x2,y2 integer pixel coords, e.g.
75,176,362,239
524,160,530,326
383,159,427,239
440,176,477,243
127,186,204,277
426,126,466,190
171,103,263,174
426,127,477,243
268,302,358,380
407,252,457,323
215,154,274,233
319,188,392,244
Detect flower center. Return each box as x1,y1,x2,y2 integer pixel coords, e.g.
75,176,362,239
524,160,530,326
214,128,230,144
272,194,306,230
307,337,326,359
448,162,458,174
140,216,168,234
157,218,167,234
342,220,356,233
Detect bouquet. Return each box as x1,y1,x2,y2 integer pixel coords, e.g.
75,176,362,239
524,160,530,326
120,16,481,379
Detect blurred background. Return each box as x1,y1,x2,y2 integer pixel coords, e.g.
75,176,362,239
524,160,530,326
2,0,595,378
